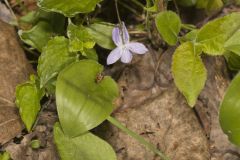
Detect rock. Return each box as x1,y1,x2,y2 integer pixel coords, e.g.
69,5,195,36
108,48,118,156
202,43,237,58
0,19,32,145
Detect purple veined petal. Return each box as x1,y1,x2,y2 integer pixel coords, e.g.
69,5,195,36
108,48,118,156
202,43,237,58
121,22,130,44
121,48,132,63
107,47,122,65
126,42,148,54
112,27,122,46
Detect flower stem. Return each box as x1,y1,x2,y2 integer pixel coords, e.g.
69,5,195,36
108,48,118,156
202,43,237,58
115,0,123,27
107,116,170,160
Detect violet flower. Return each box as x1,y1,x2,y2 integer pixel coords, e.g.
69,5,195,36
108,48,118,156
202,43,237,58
107,23,148,65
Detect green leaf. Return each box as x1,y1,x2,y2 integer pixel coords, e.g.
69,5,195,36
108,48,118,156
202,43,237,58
177,0,197,7
155,11,181,45
0,152,11,160
38,0,102,17
220,73,240,146
196,12,240,55
56,60,118,137
86,23,115,50
179,29,198,43
206,0,223,12
196,0,223,12
19,21,52,51
196,0,208,8
67,22,95,52
54,122,117,160
16,75,43,131
30,140,41,149
224,29,240,55
172,42,207,107
38,36,78,88
19,11,37,24
82,48,98,61
19,10,65,51
224,51,240,71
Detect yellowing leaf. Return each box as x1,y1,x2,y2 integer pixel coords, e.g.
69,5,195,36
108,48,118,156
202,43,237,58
16,75,43,131
67,23,95,52
224,29,240,55
196,12,240,55
172,42,207,107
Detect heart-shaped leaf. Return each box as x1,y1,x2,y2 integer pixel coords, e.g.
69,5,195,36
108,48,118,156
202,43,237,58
196,12,240,55
172,42,207,107
16,75,43,131
155,11,181,45
38,0,102,17
56,60,118,137
54,122,117,160
220,73,240,146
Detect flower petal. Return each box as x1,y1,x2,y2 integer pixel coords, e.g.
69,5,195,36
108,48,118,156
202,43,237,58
121,48,132,63
122,22,129,44
126,42,148,54
107,47,121,65
112,27,122,46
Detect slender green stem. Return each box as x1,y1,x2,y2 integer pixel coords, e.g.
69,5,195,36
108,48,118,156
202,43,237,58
107,116,170,160
145,0,151,31
119,1,138,15
130,0,145,8
115,0,123,26
181,23,196,31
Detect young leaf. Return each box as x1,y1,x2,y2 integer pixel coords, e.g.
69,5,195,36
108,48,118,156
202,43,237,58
224,29,240,55
155,11,181,45
86,23,115,50
19,21,52,51
19,10,65,51
0,152,11,160
67,23,95,52
220,73,240,146
54,122,117,160
196,0,223,12
224,51,240,71
83,48,98,61
38,36,78,88
206,0,223,12
179,29,199,43
56,60,118,137
16,75,43,131
172,42,207,107
196,12,240,55
38,0,102,17
177,0,197,7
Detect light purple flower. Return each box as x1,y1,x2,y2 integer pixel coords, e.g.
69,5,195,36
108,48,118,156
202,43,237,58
107,23,148,65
